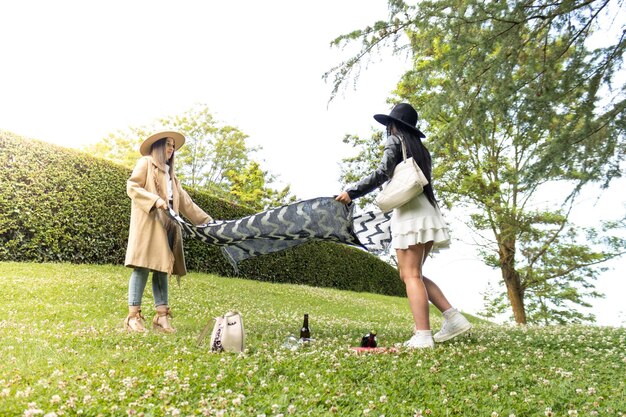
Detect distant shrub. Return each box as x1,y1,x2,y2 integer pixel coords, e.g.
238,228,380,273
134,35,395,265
0,131,404,296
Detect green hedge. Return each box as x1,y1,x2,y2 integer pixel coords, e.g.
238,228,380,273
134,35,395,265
0,131,404,296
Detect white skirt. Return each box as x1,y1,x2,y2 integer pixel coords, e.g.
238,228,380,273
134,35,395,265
391,193,451,251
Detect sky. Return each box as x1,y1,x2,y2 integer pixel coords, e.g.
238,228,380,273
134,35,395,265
1,1,624,327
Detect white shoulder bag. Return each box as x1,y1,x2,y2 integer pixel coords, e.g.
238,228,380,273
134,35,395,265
374,135,429,212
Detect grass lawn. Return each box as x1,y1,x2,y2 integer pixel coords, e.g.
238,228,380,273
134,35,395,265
1,262,624,416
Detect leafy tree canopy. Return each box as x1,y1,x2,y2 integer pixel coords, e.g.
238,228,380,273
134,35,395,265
329,0,626,324
83,104,295,211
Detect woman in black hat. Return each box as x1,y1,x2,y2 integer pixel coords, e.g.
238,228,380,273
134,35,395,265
336,103,471,348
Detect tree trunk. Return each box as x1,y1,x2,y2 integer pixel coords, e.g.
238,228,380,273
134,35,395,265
499,238,527,324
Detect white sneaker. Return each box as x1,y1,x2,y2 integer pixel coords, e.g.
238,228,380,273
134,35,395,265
433,310,472,343
403,333,435,349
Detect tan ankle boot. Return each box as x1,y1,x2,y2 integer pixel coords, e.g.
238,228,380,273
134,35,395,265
124,306,147,332
153,306,176,333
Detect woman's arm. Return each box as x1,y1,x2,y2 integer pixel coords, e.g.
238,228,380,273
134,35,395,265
343,135,402,201
127,157,161,213
177,185,214,225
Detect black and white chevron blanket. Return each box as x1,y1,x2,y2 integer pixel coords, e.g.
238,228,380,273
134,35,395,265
168,197,391,269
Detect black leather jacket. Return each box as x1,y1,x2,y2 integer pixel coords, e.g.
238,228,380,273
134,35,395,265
346,134,413,200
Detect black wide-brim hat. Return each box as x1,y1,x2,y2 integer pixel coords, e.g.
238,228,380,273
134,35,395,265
374,103,426,138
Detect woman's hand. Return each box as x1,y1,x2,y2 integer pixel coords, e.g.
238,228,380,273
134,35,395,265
335,192,352,205
155,198,168,210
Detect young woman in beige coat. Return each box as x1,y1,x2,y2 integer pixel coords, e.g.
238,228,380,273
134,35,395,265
124,131,213,333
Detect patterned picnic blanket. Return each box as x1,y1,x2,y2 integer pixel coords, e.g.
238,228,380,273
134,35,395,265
168,197,391,269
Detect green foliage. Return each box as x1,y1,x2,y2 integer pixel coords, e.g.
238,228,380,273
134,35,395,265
1,262,625,416
226,161,297,211
329,0,626,323
0,131,130,264
339,131,386,210
81,104,296,210
0,131,403,296
160,106,296,210
82,128,143,169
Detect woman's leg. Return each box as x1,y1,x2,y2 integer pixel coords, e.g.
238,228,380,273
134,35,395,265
151,271,169,307
396,244,430,330
151,271,175,333
128,268,149,306
125,268,149,332
420,245,472,342
419,242,453,313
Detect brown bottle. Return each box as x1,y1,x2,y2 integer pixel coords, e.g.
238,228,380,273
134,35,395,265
300,314,311,340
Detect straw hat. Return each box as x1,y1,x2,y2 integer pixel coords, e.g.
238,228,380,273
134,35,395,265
139,131,185,156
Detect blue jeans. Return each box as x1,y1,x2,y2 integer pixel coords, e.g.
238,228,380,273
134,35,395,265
128,268,169,307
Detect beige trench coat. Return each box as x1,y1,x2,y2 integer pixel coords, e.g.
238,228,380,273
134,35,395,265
124,156,212,276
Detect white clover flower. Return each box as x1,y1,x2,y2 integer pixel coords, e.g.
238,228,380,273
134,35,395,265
66,396,77,408
232,397,241,406
23,402,44,417
379,395,388,403
50,395,61,405
287,404,296,414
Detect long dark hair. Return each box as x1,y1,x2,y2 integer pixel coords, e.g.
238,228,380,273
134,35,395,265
388,123,437,208
150,138,176,178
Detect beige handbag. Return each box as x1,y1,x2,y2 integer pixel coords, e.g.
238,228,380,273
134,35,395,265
198,311,245,353
375,136,429,212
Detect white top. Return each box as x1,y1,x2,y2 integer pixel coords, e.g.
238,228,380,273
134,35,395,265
165,164,173,201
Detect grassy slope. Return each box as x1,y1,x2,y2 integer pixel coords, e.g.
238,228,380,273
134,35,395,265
1,262,624,416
